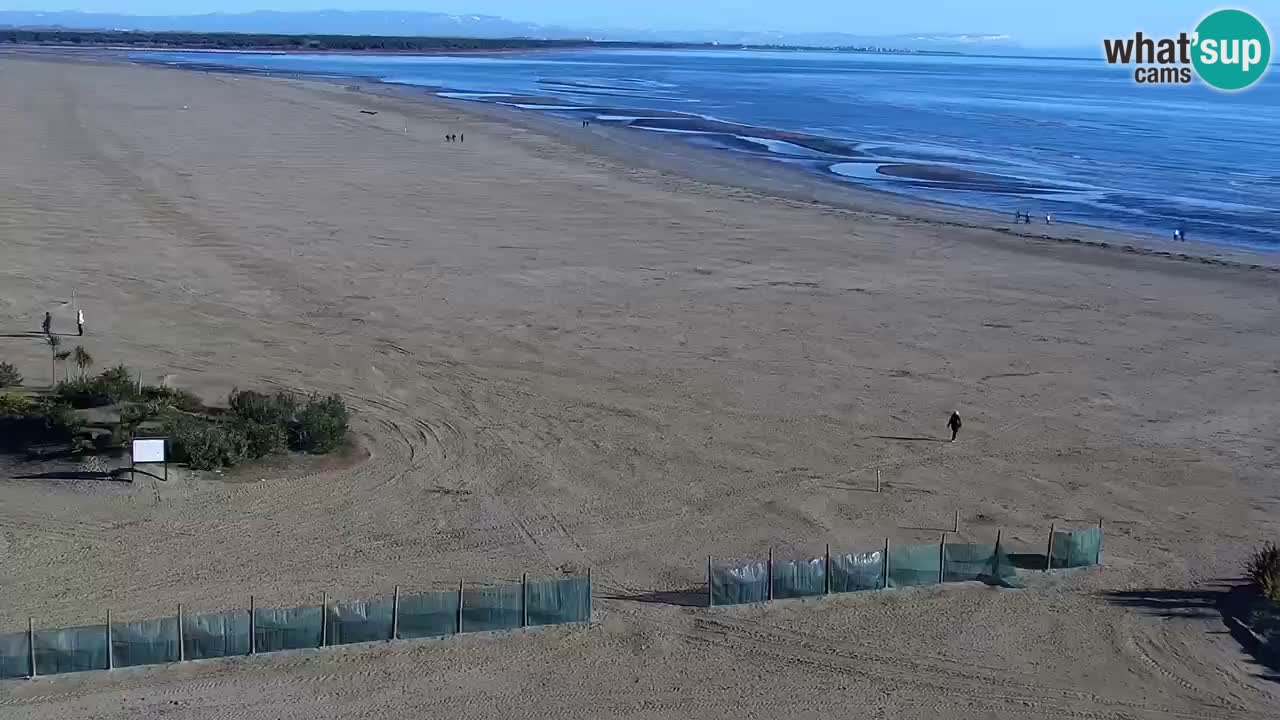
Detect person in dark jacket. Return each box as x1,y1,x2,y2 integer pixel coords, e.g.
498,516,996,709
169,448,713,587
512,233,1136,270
947,410,962,442
41,311,52,336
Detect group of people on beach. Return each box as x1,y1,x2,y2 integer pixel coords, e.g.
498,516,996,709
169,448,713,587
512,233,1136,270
1013,211,1052,225
445,133,464,143
41,308,84,337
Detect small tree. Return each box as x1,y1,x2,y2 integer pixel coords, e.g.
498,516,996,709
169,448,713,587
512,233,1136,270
45,335,61,387
0,361,21,388
72,346,94,378
1247,542,1280,603
55,350,72,382
290,394,349,454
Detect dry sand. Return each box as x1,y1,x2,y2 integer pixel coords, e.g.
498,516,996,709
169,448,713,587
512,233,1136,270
1,54,1279,719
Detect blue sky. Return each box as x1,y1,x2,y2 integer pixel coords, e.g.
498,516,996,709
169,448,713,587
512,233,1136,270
6,1,1278,47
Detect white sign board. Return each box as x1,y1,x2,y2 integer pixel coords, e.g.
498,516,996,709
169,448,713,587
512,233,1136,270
131,438,166,464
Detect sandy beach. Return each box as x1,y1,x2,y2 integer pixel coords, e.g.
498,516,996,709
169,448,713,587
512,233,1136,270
1,54,1279,719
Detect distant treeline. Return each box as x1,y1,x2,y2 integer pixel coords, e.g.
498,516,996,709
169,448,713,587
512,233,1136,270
0,28,925,54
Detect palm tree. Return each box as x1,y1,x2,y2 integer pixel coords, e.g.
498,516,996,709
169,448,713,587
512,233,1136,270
72,345,94,379
55,350,72,382
46,335,61,387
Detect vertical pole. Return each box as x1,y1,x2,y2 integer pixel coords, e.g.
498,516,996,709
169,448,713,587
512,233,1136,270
586,567,592,620
939,533,948,584
319,592,327,648
391,585,400,641
177,604,184,662
707,555,713,608
882,538,890,590
249,595,256,655
105,609,113,671
521,574,528,628
767,547,774,602
456,580,464,634
28,617,36,678
824,543,831,595
876,469,881,493
1046,524,1056,570
1096,518,1104,565
995,528,1004,578
954,510,960,534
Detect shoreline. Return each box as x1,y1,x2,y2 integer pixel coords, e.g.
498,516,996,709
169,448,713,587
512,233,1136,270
11,46,1280,274
125,48,1280,271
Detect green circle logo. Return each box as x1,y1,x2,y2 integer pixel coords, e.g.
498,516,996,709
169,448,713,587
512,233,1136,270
1192,9,1271,91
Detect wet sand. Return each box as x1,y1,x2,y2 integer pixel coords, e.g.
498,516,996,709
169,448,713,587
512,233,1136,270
1,54,1279,719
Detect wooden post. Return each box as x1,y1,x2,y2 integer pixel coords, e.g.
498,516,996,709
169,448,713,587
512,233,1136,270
1096,518,1104,565
942,532,951,577
882,538,891,590
319,592,327,648
177,604,184,662
954,510,960,534
876,469,881,493
391,585,400,641
1046,524,1056,570
995,528,1004,578
456,580,464,634
824,544,831,595
521,574,528,628
105,609,113,671
707,555,713,608
28,617,36,678
248,596,256,655
586,567,592,619
767,547,774,602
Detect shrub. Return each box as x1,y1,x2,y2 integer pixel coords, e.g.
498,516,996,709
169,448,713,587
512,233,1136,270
0,399,81,451
96,364,138,403
1247,543,1280,603
0,361,21,387
289,393,349,454
140,385,206,413
56,364,138,408
168,417,248,470
228,388,295,426
0,391,32,415
236,418,287,459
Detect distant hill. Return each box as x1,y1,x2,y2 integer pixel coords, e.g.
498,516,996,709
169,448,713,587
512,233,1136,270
0,10,1074,54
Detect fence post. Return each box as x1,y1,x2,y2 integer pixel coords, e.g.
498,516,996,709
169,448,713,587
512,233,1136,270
882,538,890,590
28,617,36,678
824,544,831,595
939,533,948,584
1096,518,1104,565
177,604,184,662
767,547,774,602
319,593,327,648
707,555,713,608
391,585,400,641
587,567,593,620
248,596,256,656
456,580,464,634
1046,524,1056,570
521,574,528,628
876,469,881,493
954,510,960,534
995,529,1004,577
105,609,112,671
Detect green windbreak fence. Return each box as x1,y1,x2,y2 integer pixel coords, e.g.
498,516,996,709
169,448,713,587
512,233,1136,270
830,551,883,593
942,544,1023,588
35,624,108,676
461,585,523,633
327,600,394,646
710,560,769,606
772,557,826,599
887,544,942,588
113,618,179,668
397,590,459,639
527,576,592,627
254,606,323,653
185,610,251,660
1052,527,1103,569
0,632,29,680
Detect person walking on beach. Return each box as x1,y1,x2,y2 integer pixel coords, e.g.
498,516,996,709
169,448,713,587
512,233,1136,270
42,311,52,336
1045,214,1053,225
459,133,464,143
947,410,962,442
76,308,84,336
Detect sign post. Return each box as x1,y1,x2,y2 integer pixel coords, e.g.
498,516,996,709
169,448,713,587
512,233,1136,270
130,437,168,481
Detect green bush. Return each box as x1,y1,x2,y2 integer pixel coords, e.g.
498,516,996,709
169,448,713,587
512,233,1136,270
289,394,349,454
56,364,138,408
1247,542,1280,603
229,388,296,426
0,361,21,387
168,417,247,470
0,398,81,451
236,418,287,459
141,385,206,413
0,391,32,415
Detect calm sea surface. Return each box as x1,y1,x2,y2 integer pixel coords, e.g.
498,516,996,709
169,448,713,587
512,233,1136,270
136,49,1280,250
